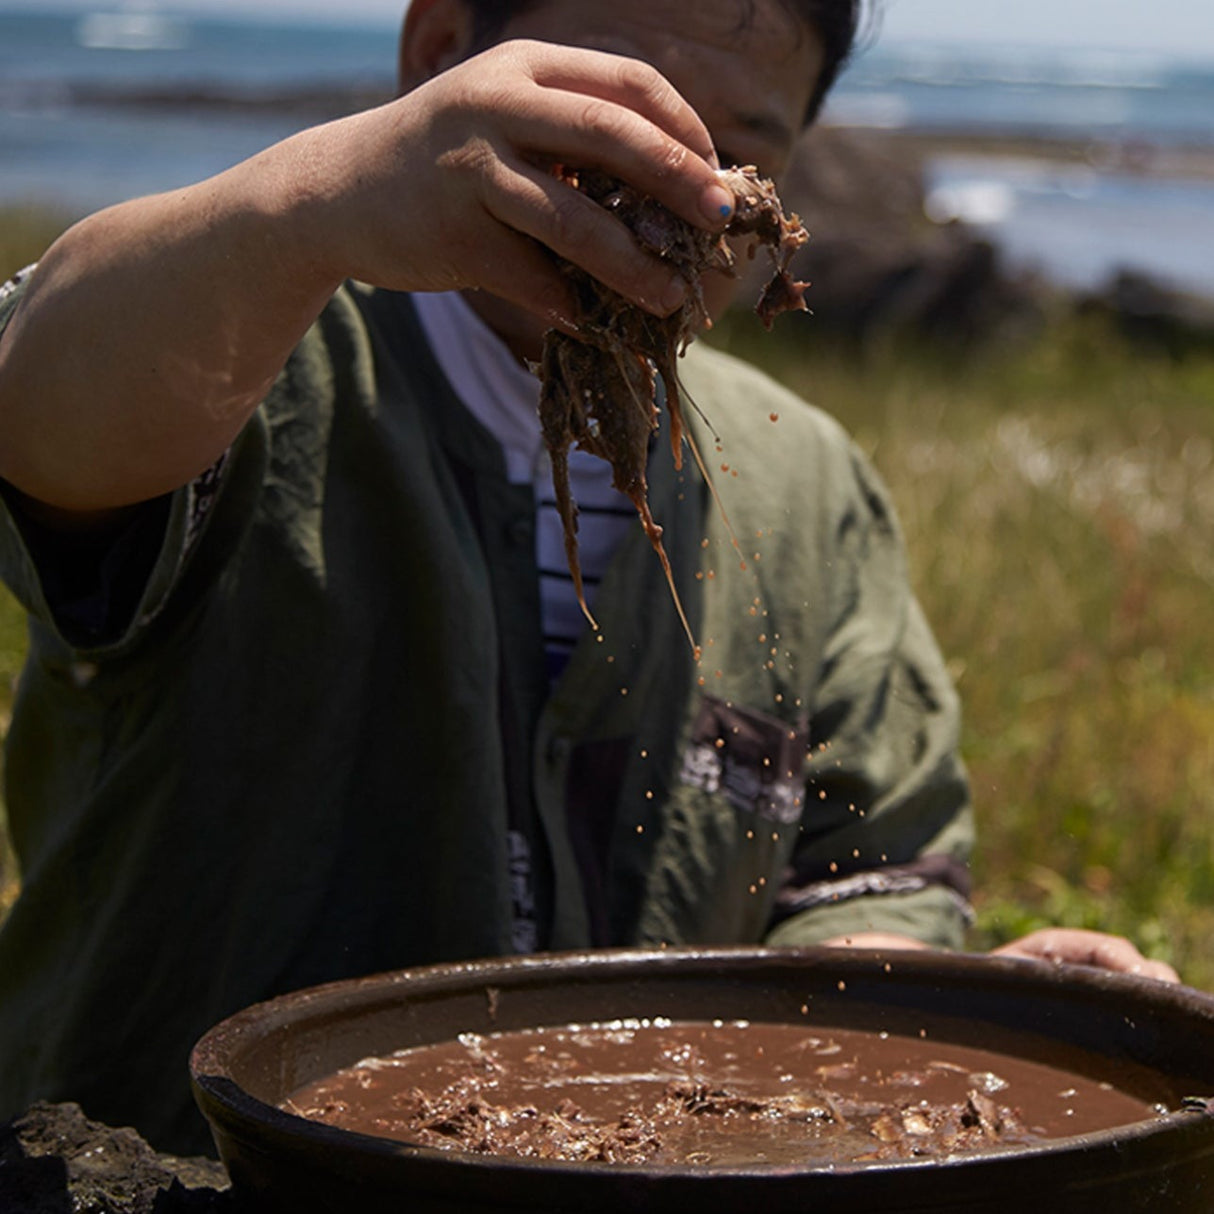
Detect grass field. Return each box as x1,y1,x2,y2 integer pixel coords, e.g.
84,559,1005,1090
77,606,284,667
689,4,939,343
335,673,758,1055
2,207,1212,987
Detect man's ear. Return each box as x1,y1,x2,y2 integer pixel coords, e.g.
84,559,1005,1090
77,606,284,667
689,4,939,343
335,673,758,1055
397,0,479,94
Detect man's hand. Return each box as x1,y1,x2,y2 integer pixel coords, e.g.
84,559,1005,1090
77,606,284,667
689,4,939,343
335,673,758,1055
0,39,735,514
308,39,736,325
819,927,1179,983
990,928,1180,983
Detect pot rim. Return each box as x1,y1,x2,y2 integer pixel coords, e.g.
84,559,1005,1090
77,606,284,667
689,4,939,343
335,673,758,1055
190,945,1214,1182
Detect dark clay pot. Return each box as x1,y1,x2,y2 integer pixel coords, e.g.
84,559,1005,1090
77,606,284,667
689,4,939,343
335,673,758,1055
190,946,1214,1213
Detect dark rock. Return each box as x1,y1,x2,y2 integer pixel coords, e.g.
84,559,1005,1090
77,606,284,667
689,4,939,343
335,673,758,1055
0,1103,232,1214
769,125,1051,348
1078,269,1214,356
787,224,1044,346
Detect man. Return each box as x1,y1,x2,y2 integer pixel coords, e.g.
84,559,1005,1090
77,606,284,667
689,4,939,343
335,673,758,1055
0,0,1174,1154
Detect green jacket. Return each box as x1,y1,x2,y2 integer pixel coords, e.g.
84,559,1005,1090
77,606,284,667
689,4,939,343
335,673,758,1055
0,280,972,1152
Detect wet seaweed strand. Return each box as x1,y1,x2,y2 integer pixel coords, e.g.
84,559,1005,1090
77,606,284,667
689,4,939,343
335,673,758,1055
538,166,810,652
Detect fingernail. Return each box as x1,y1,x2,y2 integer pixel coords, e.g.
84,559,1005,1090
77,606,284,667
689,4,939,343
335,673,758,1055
701,183,734,225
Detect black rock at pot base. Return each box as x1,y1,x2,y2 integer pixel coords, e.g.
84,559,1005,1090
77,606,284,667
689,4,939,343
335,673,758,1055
0,1102,233,1213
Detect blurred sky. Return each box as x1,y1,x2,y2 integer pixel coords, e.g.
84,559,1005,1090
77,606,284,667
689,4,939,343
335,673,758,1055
4,0,1213,61
873,0,1214,58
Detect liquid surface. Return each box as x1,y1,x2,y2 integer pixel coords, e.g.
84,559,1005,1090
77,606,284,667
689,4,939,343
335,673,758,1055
284,1019,1163,1167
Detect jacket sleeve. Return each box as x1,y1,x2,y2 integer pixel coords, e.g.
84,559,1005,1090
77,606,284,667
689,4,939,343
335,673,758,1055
0,267,262,656
765,441,975,950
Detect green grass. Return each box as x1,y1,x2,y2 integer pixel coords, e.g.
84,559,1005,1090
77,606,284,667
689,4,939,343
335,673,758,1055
2,207,1212,988
0,207,74,912
0,207,73,278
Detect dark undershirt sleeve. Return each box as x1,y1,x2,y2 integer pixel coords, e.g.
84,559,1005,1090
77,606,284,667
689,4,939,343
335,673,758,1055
0,269,246,655
0,265,177,650
0,483,172,650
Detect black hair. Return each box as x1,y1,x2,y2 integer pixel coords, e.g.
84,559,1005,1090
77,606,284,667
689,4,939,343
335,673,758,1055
461,0,864,126
794,0,865,124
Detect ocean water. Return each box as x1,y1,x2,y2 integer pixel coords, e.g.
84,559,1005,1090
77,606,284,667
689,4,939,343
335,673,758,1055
838,43,1214,296
0,10,394,90
0,10,398,211
834,43,1214,146
923,156,1214,297
3,9,1214,297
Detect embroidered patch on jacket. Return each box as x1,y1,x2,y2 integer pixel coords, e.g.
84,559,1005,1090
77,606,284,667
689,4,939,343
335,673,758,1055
679,694,810,825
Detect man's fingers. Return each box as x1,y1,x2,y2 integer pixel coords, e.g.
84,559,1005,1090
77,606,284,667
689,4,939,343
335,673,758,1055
448,225,580,331
521,42,719,168
481,157,689,314
992,929,1181,984
487,45,734,231
504,94,733,230
1135,959,1183,983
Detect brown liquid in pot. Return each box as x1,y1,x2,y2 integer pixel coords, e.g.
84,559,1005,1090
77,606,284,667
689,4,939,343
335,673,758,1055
284,1019,1164,1167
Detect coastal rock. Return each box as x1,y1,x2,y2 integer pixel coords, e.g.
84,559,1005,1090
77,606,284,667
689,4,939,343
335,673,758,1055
771,125,1214,350
0,1102,232,1213
1078,269,1214,356
775,125,1047,346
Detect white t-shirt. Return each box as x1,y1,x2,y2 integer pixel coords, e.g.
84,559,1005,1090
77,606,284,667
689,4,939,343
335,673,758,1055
413,290,637,672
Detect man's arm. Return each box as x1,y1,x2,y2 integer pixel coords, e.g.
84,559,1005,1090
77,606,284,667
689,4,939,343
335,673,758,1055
761,439,976,953
0,40,736,516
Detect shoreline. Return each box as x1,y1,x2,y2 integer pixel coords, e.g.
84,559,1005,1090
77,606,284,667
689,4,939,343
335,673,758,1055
855,126,1214,183
9,79,1214,180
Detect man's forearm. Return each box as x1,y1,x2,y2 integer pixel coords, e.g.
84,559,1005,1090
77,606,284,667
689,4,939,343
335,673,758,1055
0,132,342,515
